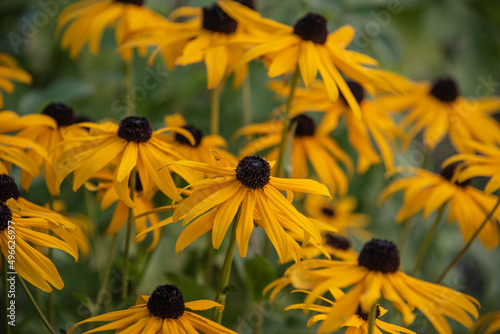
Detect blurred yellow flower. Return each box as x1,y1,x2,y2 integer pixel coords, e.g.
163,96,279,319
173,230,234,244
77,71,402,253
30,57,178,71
0,53,31,108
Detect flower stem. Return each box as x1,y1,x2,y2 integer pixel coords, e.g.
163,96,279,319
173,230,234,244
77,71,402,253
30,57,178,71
210,84,221,135
436,197,500,284
275,68,300,177
367,302,378,334
19,277,56,334
411,204,446,276
242,74,252,126
212,209,240,323
2,259,10,334
121,170,136,301
94,233,119,314
125,60,135,117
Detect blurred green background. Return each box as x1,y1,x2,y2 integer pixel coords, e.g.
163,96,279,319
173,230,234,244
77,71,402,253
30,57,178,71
1,0,500,333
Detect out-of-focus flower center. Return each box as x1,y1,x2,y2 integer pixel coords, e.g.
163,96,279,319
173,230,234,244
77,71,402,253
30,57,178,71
430,78,458,103
147,284,185,319
340,81,365,105
202,4,237,34
117,116,152,143
42,102,75,127
114,0,144,6
293,13,328,44
321,207,335,217
440,164,471,187
326,234,351,250
0,174,19,202
358,239,400,273
236,0,255,9
0,202,13,232
175,125,203,147
290,114,316,137
356,304,381,321
236,156,271,189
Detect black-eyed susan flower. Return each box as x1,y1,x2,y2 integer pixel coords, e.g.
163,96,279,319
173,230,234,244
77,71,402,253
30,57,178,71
166,152,330,262
0,195,78,292
67,284,237,333
0,111,48,181
470,310,500,334
235,113,352,196
123,1,255,89
379,165,500,250
55,116,197,206
443,141,500,195
379,78,500,153
267,239,479,334
217,0,408,117
87,169,163,251
305,194,371,242
286,291,416,334
295,232,359,262
270,80,400,173
57,0,165,60
0,53,31,108
16,102,88,194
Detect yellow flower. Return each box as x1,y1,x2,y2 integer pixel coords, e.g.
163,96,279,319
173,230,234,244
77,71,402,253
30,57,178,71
217,0,408,117
443,141,500,195
55,116,197,206
235,113,352,196
267,239,479,334
379,165,500,250
270,80,400,173
57,0,165,60
0,111,48,182
167,151,330,262
379,78,500,153
67,284,237,334
470,310,500,334
88,169,164,251
123,1,255,89
286,291,416,334
0,190,79,292
305,194,371,242
0,53,31,108
16,103,88,195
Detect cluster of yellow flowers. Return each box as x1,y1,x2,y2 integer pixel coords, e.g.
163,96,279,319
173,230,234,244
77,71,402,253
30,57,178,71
2,0,500,334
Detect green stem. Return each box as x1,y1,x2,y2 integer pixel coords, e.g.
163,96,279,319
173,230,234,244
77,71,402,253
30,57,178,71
19,278,56,334
436,197,500,284
242,74,252,126
411,204,446,276
94,233,119,314
210,84,221,135
125,60,135,117
121,170,136,301
2,259,10,334
212,210,240,323
421,148,430,170
367,302,378,334
275,68,300,177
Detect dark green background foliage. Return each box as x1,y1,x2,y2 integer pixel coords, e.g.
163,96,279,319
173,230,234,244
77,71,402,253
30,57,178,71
1,0,500,333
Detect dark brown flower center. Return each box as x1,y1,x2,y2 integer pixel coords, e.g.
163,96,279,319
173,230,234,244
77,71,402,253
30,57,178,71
236,156,271,189
340,81,365,105
430,78,458,103
175,125,203,147
0,202,13,232
356,304,381,321
322,207,335,217
114,0,144,5
147,284,185,319
440,164,471,187
117,116,152,143
236,0,254,9
0,174,19,202
202,4,237,34
290,114,315,137
42,102,75,127
358,239,400,273
326,234,350,250
293,13,328,44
